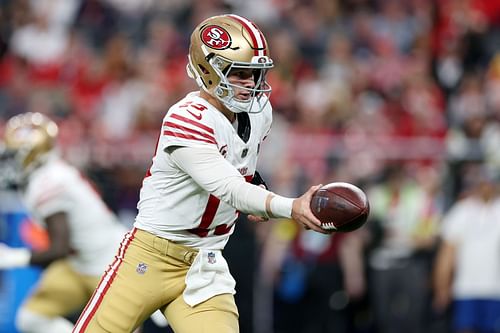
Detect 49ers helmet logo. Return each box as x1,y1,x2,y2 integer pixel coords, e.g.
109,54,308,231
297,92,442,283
201,25,231,50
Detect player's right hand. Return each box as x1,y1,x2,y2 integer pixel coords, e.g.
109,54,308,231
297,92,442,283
291,185,328,234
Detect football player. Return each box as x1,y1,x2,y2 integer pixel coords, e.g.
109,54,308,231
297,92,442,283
0,112,128,333
74,14,326,333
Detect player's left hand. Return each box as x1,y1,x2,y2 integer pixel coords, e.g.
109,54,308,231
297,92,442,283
247,214,269,223
0,243,31,269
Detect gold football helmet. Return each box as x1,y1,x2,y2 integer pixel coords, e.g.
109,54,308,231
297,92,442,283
1,113,58,184
186,14,274,113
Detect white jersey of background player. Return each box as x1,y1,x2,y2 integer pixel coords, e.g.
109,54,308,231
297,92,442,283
24,155,125,276
0,112,127,333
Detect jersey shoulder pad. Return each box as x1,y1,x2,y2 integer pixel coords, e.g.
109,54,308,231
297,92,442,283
163,97,217,147
25,163,73,215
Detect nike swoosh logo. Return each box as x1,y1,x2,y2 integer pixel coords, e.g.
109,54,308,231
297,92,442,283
187,110,202,120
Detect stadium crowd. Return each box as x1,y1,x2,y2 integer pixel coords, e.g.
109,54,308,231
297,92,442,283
1,0,500,332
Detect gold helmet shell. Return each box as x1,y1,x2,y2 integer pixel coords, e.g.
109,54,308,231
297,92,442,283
187,14,274,113
4,112,58,171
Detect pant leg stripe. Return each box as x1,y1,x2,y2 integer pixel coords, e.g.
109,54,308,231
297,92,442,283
73,228,137,332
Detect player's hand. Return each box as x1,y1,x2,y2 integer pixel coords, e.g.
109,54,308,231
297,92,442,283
247,214,269,223
432,289,451,313
291,184,328,234
0,243,31,269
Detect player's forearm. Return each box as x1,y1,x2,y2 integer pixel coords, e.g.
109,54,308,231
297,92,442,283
30,247,71,268
169,146,293,218
218,177,293,218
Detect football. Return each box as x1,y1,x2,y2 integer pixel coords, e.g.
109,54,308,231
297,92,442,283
310,182,369,232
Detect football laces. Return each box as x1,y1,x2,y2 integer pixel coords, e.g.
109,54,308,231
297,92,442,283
321,222,337,230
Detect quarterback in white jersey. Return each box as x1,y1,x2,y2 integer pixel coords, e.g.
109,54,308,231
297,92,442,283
74,14,326,333
0,113,127,333
134,91,272,249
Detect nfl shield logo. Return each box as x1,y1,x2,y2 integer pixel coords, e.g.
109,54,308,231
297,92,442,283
136,262,148,275
207,252,216,264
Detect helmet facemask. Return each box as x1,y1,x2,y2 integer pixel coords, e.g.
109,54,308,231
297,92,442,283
0,145,25,188
210,55,273,113
0,144,51,188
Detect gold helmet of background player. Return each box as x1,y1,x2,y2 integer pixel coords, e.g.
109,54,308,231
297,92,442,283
4,112,58,172
186,14,274,114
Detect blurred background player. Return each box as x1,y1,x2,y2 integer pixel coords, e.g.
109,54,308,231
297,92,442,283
0,112,128,333
73,14,327,333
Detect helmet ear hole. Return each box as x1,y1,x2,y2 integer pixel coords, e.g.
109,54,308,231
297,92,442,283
198,64,210,75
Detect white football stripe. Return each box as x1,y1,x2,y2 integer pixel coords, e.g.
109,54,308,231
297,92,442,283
73,229,135,331
228,14,265,56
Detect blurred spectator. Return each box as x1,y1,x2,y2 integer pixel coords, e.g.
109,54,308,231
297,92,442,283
286,4,329,69
433,162,500,333
10,9,70,70
366,163,443,333
257,220,366,333
29,0,81,29
371,0,420,54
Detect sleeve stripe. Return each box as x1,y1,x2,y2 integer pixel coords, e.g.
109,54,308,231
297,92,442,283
164,130,217,145
35,187,65,208
169,114,215,134
164,121,217,143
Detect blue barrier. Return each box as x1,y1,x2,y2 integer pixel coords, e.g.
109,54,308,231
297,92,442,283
0,191,44,333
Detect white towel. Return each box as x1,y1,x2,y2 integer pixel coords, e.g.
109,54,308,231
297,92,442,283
183,249,236,307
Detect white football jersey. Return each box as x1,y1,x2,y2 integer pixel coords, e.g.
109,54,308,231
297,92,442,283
23,156,127,276
134,92,272,249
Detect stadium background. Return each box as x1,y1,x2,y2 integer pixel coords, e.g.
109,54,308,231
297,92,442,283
0,0,500,332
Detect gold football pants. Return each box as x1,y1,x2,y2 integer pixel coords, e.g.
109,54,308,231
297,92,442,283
73,228,239,332
23,260,99,317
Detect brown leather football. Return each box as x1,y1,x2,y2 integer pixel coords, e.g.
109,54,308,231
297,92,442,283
310,182,370,232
